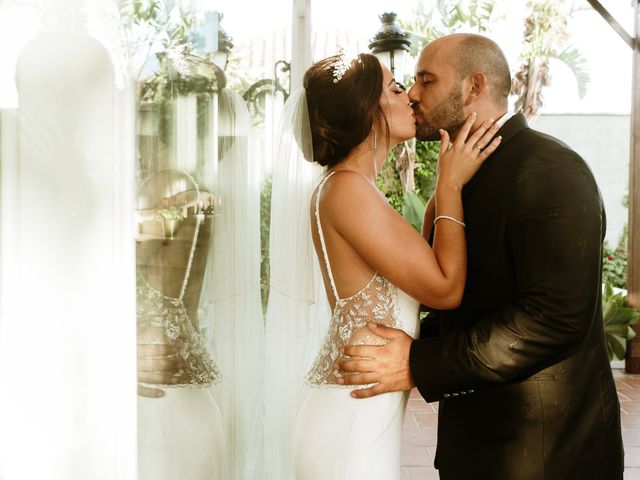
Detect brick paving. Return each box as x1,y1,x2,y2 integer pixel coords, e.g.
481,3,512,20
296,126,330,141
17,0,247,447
401,369,640,479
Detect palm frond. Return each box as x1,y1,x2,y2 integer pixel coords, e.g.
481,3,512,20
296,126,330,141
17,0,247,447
435,0,449,17
554,45,590,98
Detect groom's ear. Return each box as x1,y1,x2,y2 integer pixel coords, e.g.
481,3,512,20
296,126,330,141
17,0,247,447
464,72,488,106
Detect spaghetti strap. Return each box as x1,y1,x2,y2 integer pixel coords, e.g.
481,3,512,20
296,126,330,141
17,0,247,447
315,171,339,301
178,171,202,302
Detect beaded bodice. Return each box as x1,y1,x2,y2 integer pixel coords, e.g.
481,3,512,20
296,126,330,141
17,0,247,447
137,210,220,388
305,273,400,387
137,272,220,387
305,172,402,388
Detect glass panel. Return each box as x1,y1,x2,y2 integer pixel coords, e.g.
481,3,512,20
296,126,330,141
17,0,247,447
0,2,137,478
130,1,285,477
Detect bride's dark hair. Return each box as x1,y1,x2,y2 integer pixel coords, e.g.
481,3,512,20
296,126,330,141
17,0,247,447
303,53,388,168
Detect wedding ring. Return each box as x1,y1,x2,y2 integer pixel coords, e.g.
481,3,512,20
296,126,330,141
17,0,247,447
474,143,484,151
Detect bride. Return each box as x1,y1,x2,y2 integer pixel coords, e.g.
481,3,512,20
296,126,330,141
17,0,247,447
135,170,226,480
290,52,501,479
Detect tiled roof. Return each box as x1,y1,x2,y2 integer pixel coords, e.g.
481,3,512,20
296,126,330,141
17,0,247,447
231,28,370,78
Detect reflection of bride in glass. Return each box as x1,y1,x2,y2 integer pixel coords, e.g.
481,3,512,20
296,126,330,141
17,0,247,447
135,169,225,480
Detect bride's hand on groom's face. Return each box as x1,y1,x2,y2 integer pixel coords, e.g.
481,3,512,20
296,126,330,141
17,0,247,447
335,323,414,399
437,112,502,190
137,343,186,398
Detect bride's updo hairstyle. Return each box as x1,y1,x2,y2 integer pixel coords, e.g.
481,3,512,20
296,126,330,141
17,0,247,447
303,53,387,168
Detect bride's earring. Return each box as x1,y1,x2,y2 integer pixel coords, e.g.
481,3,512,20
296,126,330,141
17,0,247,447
371,128,379,179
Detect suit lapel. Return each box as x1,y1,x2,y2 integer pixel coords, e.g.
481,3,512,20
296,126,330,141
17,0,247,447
461,112,529,202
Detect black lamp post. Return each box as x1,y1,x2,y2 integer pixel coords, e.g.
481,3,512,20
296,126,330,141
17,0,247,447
369,12,411,88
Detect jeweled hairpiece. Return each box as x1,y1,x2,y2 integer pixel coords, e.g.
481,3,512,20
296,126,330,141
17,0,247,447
331,48,360,84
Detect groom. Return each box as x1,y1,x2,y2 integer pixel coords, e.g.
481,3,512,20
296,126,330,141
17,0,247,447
337,33,624,479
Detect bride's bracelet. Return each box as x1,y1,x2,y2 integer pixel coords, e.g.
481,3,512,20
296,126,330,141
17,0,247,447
433,215,466,228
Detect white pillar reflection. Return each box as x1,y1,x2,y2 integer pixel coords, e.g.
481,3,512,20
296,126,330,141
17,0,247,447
174,94,199,172
0,26,136,480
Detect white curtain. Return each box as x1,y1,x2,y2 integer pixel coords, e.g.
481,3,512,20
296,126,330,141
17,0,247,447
206,88,265,479
0,20,137,480
263,89,326,480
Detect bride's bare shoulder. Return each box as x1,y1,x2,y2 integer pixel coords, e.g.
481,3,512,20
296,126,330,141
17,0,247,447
320,170,380,201
315,170,387,222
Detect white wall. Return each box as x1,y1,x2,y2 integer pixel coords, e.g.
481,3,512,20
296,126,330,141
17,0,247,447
533,114,630,246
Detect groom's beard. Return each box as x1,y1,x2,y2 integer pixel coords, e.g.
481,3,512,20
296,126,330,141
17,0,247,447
415,83,466,141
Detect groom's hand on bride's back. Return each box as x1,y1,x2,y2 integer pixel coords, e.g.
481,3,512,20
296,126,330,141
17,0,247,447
137,343,186,398
336,323,414,399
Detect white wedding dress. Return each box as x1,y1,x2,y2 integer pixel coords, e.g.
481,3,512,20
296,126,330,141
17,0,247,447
293,172,420,480
137,208,226,480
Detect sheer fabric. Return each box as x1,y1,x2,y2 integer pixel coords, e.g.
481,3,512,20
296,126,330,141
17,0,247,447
264,89,324,480
205,88,265,479
0,16,137,479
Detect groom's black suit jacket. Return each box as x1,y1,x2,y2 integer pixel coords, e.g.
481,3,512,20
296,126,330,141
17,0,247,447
410,113,624,479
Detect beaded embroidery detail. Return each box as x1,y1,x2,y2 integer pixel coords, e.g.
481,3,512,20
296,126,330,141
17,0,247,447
304,273,400,388
137,272,221,387
136,190,220,388
305,172,400,388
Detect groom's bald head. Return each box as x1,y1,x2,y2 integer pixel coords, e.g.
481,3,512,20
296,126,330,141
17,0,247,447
408,34,510,140
434,33,511,109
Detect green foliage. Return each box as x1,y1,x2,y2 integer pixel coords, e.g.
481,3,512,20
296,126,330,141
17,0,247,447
260,177,272,316
603,239,628,290
602,190,629,290
376,140,439,231
440,0,498,33
402,191,427,232
414,140,440,197
398,4,444,57
120,0,201,80
376,149,405,213
602,282,639,361
398,0,501,58
512,1,591,116
556,46,589,99
225,54,257,97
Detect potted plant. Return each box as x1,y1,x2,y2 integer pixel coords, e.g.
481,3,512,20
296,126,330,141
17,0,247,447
155,207,184,240
602,282,639,362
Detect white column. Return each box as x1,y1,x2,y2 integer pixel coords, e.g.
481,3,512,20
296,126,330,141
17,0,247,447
0,30,137,480
291,0,312,91
173,93,199,172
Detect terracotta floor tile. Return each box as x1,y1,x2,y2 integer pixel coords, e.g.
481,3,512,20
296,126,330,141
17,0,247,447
624,467,640,480
623,429,640,446
627,447,640,468
412,412,439,428
402,426,437,446
406,466,440,480
404,413,419,429
622,402,640,415
619,391,634,401
401,445,432,467
622,415,640,427
407,402,431,413
620,391,640,401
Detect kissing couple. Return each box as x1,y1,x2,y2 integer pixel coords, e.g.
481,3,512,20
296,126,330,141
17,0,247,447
290,32,624,480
